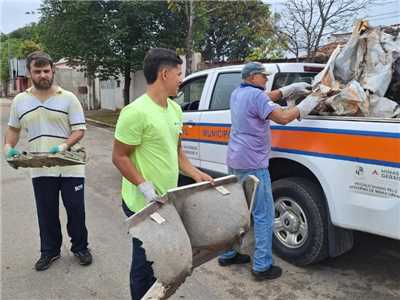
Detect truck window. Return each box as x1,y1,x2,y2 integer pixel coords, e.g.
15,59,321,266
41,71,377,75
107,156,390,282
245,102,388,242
272,72,318,106
209,72,241,110
175,76,207,111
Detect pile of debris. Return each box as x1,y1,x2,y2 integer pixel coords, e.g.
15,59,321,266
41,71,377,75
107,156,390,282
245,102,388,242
6,148,86,169
308,20,400,118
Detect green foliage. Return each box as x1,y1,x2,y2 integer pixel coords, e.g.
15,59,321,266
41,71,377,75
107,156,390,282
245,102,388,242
39,0,186,104
200,0,275,62
0,23,44,82
40,0,185,78
246,37,286,61
20,40,41,57
40,0,113,75
7,23,42,44
103,1,185,73
167,0,209,52
0,37,26,81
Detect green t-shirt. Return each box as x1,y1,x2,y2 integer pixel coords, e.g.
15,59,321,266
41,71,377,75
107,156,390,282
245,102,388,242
114,94,183,212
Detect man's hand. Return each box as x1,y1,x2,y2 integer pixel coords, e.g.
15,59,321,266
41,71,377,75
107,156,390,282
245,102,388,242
138,181,159,203
49,143,68,154
4,144,20,158
296,95,320,120
193,171,214,184
280,82,311,98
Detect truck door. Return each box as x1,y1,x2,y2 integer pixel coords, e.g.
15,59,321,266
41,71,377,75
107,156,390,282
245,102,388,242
176,75,208,167
198,72,242,174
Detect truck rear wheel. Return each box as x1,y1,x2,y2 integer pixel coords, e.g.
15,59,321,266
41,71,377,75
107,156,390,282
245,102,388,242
272,177,328,266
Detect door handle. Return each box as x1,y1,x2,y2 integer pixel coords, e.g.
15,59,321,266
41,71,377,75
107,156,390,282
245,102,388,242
186,120,194,128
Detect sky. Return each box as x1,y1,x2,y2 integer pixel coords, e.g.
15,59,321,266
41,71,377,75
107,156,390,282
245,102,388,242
0,0,399,34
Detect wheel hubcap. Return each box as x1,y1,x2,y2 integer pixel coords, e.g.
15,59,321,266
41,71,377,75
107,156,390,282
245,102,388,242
274,197,308,249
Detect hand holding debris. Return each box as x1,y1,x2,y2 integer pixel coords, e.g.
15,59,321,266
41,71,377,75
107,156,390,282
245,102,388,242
4,144,20,158
296,95,320,120
279,82,312,99
49,143,68,154
138,181,159,203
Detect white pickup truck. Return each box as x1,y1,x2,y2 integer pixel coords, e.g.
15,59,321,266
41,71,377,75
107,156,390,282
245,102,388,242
176,62,400,266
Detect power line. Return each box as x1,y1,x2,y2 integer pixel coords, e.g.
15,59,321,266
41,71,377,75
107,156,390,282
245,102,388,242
365,12,400,19
366,14,400,20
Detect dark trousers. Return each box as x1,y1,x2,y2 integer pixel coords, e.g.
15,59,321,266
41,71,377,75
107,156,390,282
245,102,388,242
32,176,88,256
122,200,156,300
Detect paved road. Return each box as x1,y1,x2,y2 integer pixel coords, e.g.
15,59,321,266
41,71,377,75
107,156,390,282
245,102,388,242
1,98,400,300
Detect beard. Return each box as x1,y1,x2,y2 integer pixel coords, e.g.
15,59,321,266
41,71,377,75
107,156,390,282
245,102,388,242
32,76,54,90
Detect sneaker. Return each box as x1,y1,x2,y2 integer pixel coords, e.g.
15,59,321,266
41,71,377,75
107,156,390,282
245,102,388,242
218,253,251,267
35,254,61,271
74,249,92,266
252,265,282,281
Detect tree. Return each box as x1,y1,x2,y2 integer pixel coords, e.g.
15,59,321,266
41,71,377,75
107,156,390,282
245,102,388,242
279,0,369,60
0,30,41,96
103,1,185,105
20,40,41,57
7,23,42,44
40,0,185,106
200,1,275,63
246,37,286,61
168,0,217,75
40,0,114,109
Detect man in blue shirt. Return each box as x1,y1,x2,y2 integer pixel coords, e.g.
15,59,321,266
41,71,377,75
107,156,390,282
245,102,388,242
219,62,319,281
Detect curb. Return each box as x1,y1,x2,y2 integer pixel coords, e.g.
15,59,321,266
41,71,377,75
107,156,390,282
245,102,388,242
85,117,116,128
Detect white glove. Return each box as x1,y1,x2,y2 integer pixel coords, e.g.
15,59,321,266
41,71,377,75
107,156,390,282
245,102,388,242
296,95,320,120
138,181,159,203
280,82,311,98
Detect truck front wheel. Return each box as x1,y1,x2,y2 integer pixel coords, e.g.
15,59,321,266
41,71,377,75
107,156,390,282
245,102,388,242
272,177,328,266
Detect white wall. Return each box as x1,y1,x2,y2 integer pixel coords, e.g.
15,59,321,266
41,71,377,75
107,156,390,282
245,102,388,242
56,52,202,110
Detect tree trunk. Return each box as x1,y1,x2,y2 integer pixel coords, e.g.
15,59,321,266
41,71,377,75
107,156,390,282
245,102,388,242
185,0,194,76
87,73,94,110
1,80,8,97
86,63,99,110
123,64,131,106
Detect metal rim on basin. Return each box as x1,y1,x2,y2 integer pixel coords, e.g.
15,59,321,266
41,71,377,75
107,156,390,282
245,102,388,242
274,197,308,249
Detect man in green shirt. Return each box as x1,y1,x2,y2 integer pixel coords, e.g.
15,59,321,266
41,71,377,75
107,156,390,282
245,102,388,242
112,48,212,300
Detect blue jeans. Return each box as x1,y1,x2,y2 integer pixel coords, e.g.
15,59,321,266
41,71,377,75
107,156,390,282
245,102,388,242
219,168,274,272
122,200,156,300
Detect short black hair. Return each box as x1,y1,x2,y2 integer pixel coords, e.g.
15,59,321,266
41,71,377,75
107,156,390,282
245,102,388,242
26,51,53,71
143,48,183,84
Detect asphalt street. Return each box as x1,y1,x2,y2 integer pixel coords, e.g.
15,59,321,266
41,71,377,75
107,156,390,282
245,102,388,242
1,97,400,300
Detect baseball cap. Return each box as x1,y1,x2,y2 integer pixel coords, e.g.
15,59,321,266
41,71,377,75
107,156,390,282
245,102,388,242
241,62,269,79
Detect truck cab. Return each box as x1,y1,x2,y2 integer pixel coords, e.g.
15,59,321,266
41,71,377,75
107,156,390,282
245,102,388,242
176,62,400,266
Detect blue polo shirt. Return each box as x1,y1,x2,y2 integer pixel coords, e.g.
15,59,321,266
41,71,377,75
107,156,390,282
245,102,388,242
227,83,279,170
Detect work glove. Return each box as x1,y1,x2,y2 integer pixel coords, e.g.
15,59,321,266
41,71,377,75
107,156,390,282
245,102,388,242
296,95,320,120
49,143,68,154
138,181,159,203
4,144,21,158
280,82,312,98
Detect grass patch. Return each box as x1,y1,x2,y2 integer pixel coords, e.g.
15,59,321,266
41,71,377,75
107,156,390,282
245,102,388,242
85,109,120,126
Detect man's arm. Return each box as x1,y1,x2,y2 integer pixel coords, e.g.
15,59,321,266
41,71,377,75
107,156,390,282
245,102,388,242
4,126,21,148
112,139,145,185
267,82,311,102
269,106,300,125
65,129,85,148
49,129,85,153
178,139,213,183
269,94,321,125
4,126,21,158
